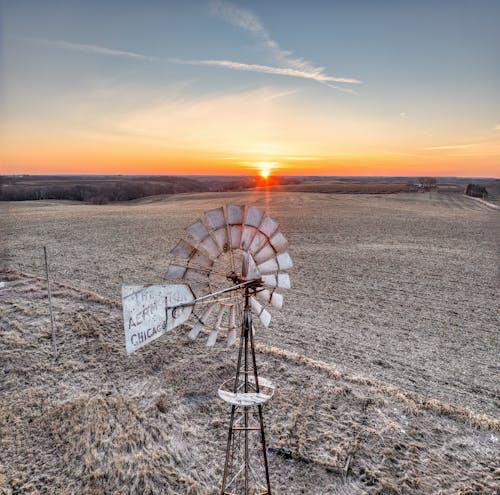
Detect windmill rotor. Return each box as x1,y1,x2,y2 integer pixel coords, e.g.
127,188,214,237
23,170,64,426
165,204,292,347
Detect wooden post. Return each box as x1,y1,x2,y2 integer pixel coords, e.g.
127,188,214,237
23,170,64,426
43,246,57,356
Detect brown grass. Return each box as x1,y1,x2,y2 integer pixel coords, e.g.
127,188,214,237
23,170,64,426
257,344,500,431
1,190,498,494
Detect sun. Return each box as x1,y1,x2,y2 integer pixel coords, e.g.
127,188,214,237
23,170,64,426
256,161,277,179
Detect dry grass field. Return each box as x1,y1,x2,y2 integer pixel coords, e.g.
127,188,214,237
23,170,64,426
1,189,499,494
261,180,412,194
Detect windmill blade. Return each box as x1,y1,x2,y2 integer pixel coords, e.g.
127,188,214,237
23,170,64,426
226,204,244,224
188,320,204,340
245,206,265,228
229,225,242,249
256,289,283,309
257,251,293,273
276,273,291,289
248,231,268,254
259,308,271,328
205,207,226,230
170,239,196,260
257,258,278,274
254,242,275,264
242,253,260,281
269,232,288,253
241,225,258,251
165,264,187,279
251,232,287,264
261,273,291,289
227,328,237,347
206,329,218,347
186,219,210,242
249,296,272,327
206,303,225,347
166,264,211,295
189,304,216,340
183,218,221,260
259,215,279,238
189,250,213,269
270,291,283,309
276,251,293,270
250,296,263,315
198,235,221,259
212,227,228,252
184,267,209,281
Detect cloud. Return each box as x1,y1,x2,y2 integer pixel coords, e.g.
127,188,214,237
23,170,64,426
425,144,475,150
29,2,361,92
424,140,500,159
174,58,361,85
211,0,265,35
494,124,500,131
210,0,360,90
33,36,360,90
113,86,387,159
34,38,160,61
210,0,296,67
400,112,408,119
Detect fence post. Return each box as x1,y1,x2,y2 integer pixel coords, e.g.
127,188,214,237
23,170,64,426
43,246,57,357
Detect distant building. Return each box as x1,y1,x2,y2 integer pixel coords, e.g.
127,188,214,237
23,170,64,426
415,177,437,191
465,184,488,198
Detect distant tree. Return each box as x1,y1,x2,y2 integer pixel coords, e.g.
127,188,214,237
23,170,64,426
465,184,488,198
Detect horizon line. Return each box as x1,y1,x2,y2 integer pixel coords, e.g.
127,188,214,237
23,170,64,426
2,173,498,179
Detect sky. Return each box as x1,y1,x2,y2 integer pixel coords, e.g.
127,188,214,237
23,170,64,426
1,0,499,177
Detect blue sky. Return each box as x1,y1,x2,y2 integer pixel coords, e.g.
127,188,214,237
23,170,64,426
1,0,499,175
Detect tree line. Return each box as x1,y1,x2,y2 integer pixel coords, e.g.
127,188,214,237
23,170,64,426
0,176,289,203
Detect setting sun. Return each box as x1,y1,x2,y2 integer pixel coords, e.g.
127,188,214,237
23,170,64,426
256,161,278,179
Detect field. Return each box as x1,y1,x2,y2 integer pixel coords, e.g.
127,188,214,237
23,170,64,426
261,180,412,194
1,189,499,494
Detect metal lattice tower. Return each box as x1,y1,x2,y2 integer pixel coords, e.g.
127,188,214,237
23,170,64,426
219,286,272,495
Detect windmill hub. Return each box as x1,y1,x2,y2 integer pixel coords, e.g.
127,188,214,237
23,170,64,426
227,270,239,283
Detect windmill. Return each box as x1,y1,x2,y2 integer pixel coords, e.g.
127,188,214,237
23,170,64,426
122,204,292,494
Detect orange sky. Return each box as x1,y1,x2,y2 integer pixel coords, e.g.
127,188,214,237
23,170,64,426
2,121,499,177
2,2,499,178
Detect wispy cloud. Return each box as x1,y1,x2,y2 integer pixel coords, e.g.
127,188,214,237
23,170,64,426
211,0,298,67
174,58,360,85
32,36,360,90
34,38,160,61
28,2,360,92
494,124,500,131
425,144,475,150
209,0,360,91
424,140,500,159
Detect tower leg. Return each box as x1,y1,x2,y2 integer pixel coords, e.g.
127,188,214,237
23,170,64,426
250,318,272,495
220,404,236,494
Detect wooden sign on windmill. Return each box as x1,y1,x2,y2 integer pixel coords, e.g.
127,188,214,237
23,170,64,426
122,204,292,495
